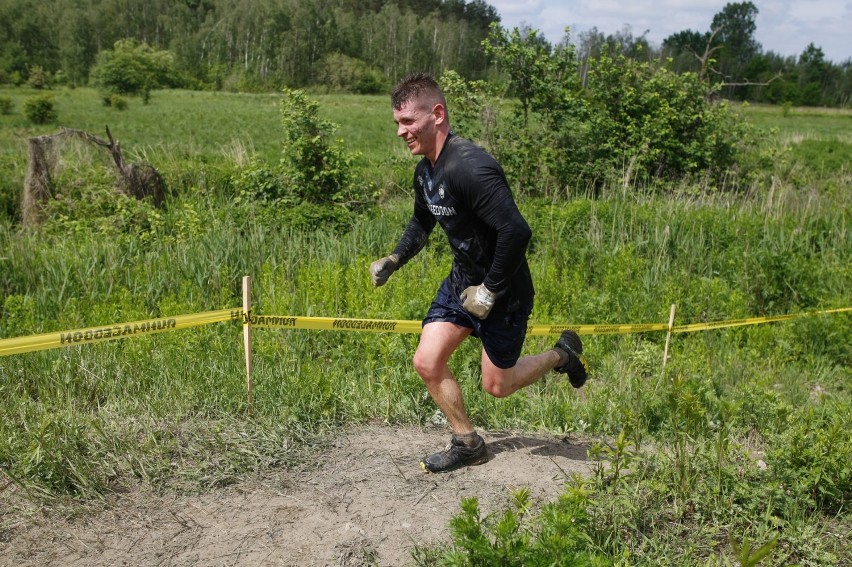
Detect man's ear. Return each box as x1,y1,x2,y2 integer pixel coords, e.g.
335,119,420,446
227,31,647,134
432,103,447,125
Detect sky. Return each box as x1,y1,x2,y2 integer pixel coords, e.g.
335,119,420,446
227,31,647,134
487,0,851,63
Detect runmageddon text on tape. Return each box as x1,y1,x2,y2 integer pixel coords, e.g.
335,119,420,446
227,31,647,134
232,310,423,334
239,307,850,335
234,311,671,335
0,309,235,356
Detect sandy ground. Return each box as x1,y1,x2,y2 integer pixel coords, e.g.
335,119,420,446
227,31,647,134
0,425,596,566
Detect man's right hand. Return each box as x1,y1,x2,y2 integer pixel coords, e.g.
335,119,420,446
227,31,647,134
370,254,400,286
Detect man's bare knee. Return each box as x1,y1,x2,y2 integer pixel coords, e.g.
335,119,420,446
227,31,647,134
413,351,440,382
482,379,513,398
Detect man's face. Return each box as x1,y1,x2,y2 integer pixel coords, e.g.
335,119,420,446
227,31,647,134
393,99,439,159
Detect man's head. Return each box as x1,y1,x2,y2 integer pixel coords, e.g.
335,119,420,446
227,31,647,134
391,72,447,112
391,72,450,164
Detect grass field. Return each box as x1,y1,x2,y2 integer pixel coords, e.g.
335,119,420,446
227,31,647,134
0,88,398,164
1,86,850,565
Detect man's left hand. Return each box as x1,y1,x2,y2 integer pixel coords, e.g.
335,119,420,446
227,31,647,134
460,284,496,319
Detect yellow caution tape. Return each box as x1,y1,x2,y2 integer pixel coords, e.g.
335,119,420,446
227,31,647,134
1,306,848,357
0,309,236,357
248,315,670,335
527,323,670,336
248,307,850,336
245,313,423,334
672,307,851,333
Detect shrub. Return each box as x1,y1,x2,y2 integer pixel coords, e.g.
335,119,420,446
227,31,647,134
22,94,57,124
767,405,852,513
230,89,374,231
423,487,600,565
318,53,386,94
90,39,181,98
26,65,49,89
110,94,129,110
482,24,754,195
0,95,13,115
439,70,495,142
279,87,372,205
582,53,746,182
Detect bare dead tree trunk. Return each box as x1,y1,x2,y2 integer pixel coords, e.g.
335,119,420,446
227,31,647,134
22,135,56,227
21,127,165,226
100,127,165,206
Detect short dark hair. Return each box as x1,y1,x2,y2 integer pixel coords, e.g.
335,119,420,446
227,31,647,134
391,72,447,111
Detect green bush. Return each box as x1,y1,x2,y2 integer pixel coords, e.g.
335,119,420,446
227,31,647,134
26,65,49,89
318,53,386,95
439,70,494,142
279,87,373,206
231,162,356,233
0,95,12,115
767,404,852,513
581,53,750,183
420,487,600,566
90,39,182,98
228,89,375,231
22,94,57,124
353,70,385,95
110,93,128,110
482,25,754,195
39,167,164,242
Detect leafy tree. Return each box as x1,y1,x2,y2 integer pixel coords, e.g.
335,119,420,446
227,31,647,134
798,43,828,106
482,26,751,194
483,23,574,126
0,0,846,106
710,2,761,94
59,8,99,87
662,29,710,74
482,23,583,193
438,69,493,141
0,0,59,78
89,39,182,100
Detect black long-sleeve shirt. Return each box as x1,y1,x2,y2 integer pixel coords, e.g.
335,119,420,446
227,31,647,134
392,133,533,301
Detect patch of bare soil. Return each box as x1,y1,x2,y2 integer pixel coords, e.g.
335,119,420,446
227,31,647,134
1,425,595,566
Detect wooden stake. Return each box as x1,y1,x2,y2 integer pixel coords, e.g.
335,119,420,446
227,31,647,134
242,276,254,416
662,303,677,371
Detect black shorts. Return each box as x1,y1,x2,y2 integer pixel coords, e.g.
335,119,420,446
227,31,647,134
423,278,534,369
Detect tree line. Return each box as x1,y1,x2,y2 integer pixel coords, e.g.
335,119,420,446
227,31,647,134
572,3,850,107
0,0,498,92
0,0,848,106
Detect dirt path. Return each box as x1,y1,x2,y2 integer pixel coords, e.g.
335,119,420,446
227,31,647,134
1,425,596,566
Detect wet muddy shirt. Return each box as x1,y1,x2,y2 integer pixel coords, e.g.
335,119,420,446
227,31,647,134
392,133,534,304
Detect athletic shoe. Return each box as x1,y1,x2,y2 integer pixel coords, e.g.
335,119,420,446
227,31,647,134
421,434,488,473
554,329,589,388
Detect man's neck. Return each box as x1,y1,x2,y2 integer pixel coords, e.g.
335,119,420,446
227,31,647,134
428,129,451,166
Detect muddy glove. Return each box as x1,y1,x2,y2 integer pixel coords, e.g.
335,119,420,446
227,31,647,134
460,284,497,320
370,254,400,287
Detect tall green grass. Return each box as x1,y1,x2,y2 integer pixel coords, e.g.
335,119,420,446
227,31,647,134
2,182,848,453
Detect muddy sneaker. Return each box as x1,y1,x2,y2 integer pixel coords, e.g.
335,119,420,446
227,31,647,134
421,434,488,473
554,329,589,388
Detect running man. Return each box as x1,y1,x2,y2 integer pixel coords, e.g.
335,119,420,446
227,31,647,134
370,72,588,473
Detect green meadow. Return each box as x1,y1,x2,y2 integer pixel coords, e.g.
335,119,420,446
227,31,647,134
0,87,850,565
